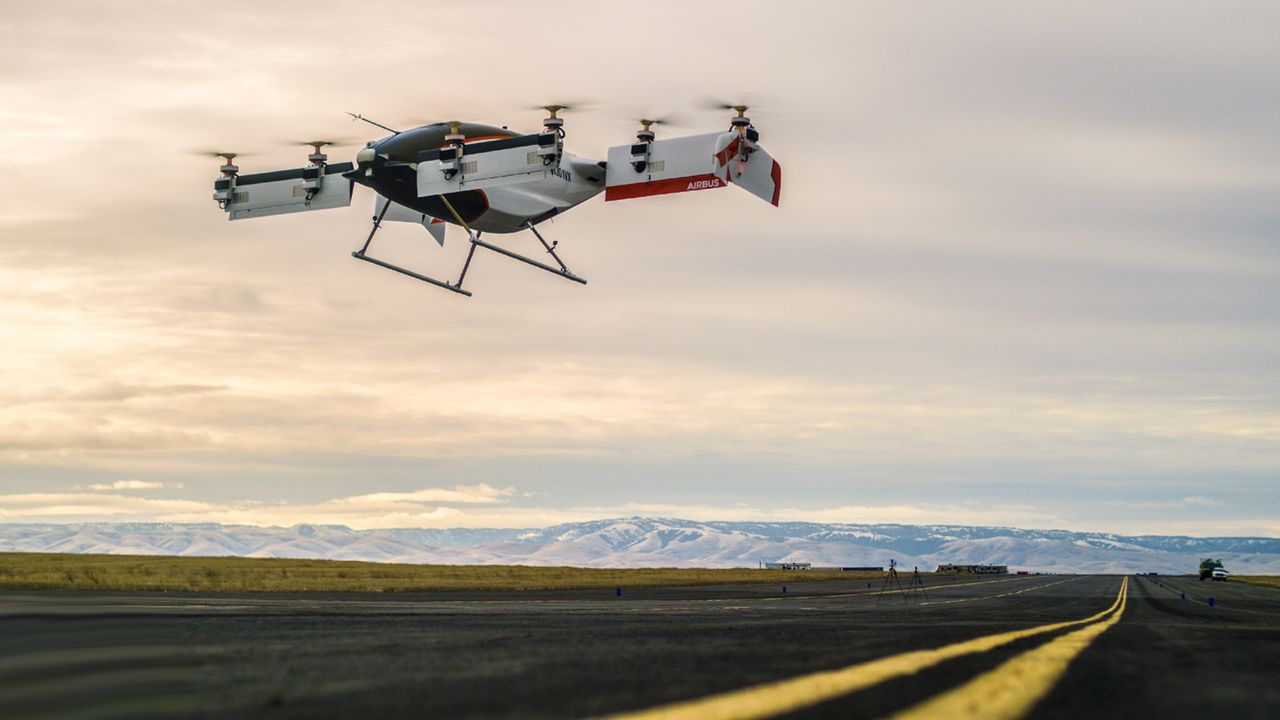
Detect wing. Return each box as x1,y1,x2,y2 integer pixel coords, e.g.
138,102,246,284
604,132,781,207
416,133,560,197
215,162,355,220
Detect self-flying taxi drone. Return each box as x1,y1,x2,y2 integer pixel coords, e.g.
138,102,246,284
209,103,781,296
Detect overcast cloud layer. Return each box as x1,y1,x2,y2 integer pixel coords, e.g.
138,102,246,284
1,1,1277,537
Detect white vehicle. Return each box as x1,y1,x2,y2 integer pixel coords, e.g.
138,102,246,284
1212,568,1229,581
206,103,781,297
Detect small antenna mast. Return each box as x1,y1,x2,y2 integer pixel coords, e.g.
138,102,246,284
346,112,401,135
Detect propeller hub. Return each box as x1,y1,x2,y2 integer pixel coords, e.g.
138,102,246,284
444,121,465,145
206,152,239,177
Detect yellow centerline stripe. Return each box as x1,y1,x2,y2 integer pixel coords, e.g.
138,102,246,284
599,578,1126,720
891,576,1129,720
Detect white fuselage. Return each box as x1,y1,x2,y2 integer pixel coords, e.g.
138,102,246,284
466,152,605,233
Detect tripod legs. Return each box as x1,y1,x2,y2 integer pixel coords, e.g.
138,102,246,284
876,566,928,604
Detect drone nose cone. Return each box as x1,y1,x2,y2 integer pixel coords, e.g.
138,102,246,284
356,146,377,165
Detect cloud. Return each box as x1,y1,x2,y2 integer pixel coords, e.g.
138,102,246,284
338,485,515,505
1180,496,1223,507
1113,496,1226,510
0,483,1274,537
0,487,1268,537
0,483,517,529
68,383,226,403
85,479,173,491
0,2,1277,537
0,492,214,517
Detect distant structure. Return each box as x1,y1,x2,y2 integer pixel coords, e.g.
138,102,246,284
762,563,884,572
936,564,1008,575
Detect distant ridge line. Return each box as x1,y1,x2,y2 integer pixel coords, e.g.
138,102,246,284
1,517,1276,574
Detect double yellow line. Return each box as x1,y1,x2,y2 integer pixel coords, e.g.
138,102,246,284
603,577,1129,720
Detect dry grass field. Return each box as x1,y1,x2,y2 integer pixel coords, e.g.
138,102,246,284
0,552,876,592
1231,575,1280,590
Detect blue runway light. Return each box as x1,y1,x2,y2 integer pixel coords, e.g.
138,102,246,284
616,587,622,599
1208,597,1215,608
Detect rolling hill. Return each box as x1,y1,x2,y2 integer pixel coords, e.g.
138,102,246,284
1,517,1276,574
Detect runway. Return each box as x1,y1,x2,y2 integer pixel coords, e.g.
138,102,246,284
3,573,1278,719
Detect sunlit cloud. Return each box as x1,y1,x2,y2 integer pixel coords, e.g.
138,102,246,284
0,484,518,529
1110,495,1226,510
3,484,1273,537
0,485,1052,531
84,479,179,491
0,492,214,518
0,2,1277,537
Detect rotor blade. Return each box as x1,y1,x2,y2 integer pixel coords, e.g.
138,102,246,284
397,114,487,129
188,150,253,160
524,100,596,113
695,97,736,111
631,113,689,127
694,94,774,112
397,118,450,129
288,138,358,148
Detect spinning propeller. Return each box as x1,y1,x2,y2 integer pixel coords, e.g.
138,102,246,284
290,139,354,165
528,101,592,136
192,150,247,176
526,101,591,115
631,115,684,142
697,96,769,133
704,101,751,116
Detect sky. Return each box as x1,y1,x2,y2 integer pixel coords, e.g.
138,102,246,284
1,1,1277,537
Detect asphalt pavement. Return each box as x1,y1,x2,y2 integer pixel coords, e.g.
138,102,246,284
2,572,1277,719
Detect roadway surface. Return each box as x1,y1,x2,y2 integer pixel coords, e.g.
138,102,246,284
2,573,1278,719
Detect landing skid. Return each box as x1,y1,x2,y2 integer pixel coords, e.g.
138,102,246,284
351,197,585,297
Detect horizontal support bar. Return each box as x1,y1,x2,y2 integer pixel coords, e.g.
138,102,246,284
352,251,472,297
470,238,587,285
237,162,355,186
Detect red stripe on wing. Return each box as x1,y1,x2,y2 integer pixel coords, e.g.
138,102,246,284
605,174,729,202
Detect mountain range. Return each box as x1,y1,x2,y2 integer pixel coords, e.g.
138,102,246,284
2,517,1278,574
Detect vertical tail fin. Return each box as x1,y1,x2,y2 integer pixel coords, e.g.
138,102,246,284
375,196,447,246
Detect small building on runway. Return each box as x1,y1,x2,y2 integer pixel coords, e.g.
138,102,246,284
936,564,1008,575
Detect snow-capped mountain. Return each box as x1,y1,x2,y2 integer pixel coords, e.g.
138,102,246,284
1,518,1277,574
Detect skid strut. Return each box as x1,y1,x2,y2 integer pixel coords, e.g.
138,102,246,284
351,195,585,296
351,199,472,296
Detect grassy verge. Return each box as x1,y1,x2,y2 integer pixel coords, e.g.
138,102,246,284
1230,575,1280,590
0,552,878,593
